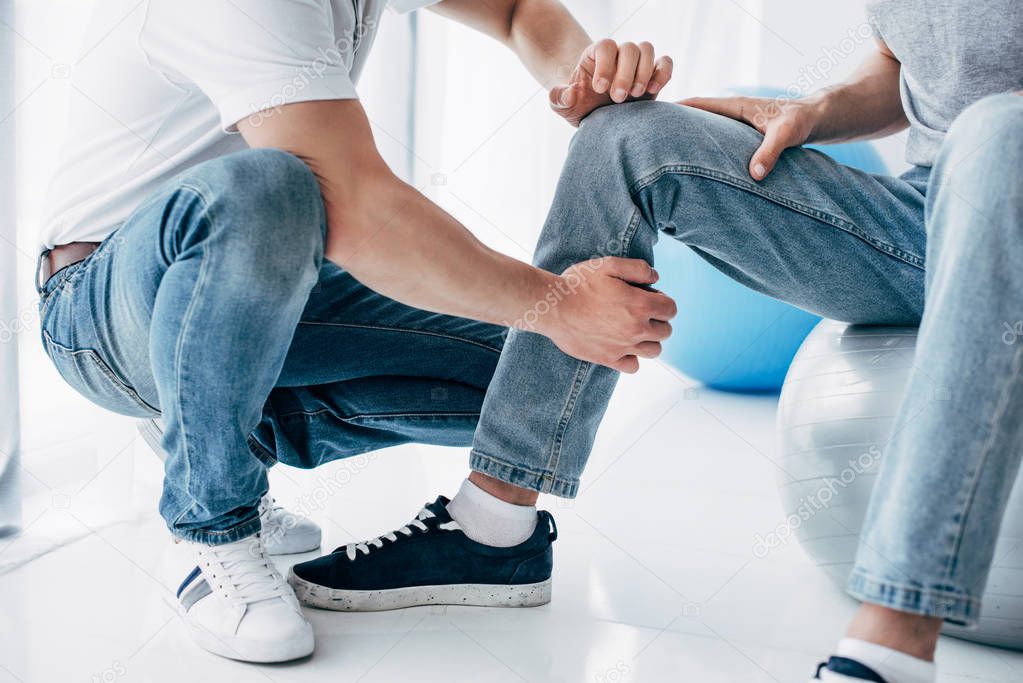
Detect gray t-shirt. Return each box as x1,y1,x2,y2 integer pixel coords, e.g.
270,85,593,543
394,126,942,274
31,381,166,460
867,0,1022,167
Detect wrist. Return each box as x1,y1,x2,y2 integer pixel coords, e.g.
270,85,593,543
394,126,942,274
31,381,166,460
505,266,563,336
801,89,835,144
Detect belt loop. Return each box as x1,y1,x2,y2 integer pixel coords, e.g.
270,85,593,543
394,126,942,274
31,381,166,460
35,249,52,295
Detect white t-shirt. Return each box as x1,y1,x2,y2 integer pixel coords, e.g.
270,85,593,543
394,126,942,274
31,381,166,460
40,0,438,249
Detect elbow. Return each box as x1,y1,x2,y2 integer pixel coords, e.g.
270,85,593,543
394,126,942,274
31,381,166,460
500,0,526,47
322,166,400,266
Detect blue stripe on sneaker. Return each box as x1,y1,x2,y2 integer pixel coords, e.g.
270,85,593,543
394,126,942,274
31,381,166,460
823,656,888,682
179,579,213,610
176,566,202,598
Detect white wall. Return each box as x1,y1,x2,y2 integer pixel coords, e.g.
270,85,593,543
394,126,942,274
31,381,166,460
1,0,22,533
757,0,909,173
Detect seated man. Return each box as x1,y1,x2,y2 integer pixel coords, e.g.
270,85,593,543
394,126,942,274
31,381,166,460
38,0,676,664
295,1,1022,681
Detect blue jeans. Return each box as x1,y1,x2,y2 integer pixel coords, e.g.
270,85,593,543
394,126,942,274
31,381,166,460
39,148,505,545
470,93,1023,626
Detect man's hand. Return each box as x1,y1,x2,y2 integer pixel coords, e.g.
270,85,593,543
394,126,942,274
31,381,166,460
551,39,673,127
680,96,822,181
535,257,677,374
678,43,909,181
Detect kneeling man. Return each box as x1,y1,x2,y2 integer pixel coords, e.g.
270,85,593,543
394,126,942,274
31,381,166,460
39,0,675,662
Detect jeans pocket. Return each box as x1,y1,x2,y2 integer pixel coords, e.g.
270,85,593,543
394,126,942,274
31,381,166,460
42,330,158,417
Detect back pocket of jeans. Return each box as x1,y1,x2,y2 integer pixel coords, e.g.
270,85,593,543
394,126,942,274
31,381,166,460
42,330,158,417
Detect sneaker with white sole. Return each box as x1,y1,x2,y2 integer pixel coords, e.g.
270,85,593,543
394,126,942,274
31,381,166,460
288,496,556,611
138,418,321,555
258,495,322,555
167,532,314,663
812,657,889,682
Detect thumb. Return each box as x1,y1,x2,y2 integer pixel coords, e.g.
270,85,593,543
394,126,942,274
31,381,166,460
549,84,578,111
599,256,658,285
749,132,789,181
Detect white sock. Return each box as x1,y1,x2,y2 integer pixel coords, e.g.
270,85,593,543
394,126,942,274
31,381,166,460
446,479,538,547
822,638,935,683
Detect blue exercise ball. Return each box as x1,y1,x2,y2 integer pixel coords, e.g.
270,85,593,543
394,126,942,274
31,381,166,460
654,87,888,392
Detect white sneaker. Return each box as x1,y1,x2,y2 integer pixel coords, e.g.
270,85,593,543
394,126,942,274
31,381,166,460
138,418,322,555
167,533,314,663
258,495,321,555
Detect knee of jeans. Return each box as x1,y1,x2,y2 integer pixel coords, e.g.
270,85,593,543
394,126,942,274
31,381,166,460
570,100,759,203
190,148,326,275
572,100,702,168
939,93,1023,172
930,94,1023,245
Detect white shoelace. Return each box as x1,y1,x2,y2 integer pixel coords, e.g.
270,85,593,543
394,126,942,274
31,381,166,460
258,495,288,529
344,507,460,561
199,537,287,603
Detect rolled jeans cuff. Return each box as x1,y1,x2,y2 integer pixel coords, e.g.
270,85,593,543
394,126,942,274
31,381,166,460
847,567,981,627
469,450,580,498
172,512,262,546
247,433,278,468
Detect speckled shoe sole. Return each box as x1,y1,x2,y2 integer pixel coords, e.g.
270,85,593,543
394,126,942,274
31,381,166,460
288,569,552,611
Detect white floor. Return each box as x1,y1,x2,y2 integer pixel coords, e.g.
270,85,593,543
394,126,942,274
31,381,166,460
2,362,1023,683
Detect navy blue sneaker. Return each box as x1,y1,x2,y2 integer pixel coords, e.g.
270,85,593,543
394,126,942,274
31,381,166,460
288,496,556,611
812,657,889,682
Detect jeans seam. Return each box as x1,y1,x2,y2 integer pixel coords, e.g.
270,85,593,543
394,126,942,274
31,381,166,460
276,408,482,421
850,569,977,597
247,435,277,467
543,361,591,481
847,567,981,623
41,330,160,414
296,320,503,354
172,186,214,502
171,500,199,528
175,515,262,545
629,165,927,270
540,207,644,486
470,450,580,496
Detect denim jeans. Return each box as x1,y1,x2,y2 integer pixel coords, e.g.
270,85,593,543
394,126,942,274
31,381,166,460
39,148,505,545
470,93,1023,626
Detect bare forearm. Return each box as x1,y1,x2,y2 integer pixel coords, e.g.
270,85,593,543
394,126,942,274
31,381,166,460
505,0,591,86
431,0,590,88
806,47,909,144
328,171,556,330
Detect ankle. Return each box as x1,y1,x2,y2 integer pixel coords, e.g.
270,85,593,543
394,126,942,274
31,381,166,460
448,478,538,547
846,604,942,662
468,471,539,506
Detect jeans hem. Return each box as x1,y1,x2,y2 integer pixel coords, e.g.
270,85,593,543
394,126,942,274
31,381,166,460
247,435,278,468
172,514,262,546
847,568,980,626
469,450,579,498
